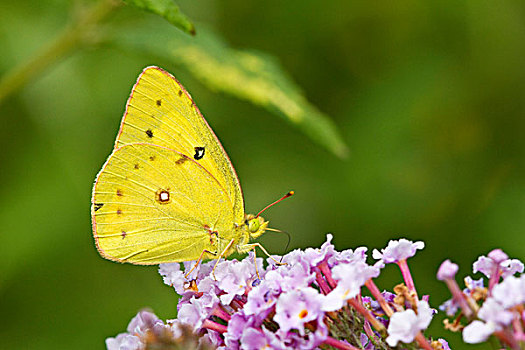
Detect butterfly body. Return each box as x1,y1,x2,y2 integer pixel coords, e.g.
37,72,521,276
91,66,267,265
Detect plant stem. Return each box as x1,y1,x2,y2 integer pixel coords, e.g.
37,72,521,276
397,259,418,299
323,336,359,350
0,0,120,105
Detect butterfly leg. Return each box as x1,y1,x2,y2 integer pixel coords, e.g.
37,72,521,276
240,243,287,279
210,238,235,280
185,249,217,279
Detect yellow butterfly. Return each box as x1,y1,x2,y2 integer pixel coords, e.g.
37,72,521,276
91,66,291,275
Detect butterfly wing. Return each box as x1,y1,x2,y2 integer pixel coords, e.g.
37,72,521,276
92,143,236,264
114,66,244,221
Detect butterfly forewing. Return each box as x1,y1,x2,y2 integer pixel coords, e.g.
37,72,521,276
114,67,244,222
92,144,235,264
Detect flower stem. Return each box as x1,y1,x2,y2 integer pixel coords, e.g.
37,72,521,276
494,329,520,350
397,259,418,299
444,278,473,318
202,319,228,334
488,265,502,293
365,279,394,317
319,261,337,288
414,332,434,350
315,268,332,295
323,336,360,350
0,0,120,105
212,306,231,321
347,298,386,333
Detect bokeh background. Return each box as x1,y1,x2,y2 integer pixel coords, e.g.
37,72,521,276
1,0,524,349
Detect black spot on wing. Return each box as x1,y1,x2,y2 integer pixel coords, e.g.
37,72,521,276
94,203,104,211
178,90,183,97
156,99,162,106
145,129,154,138
194,146,205,160
175,156,187,165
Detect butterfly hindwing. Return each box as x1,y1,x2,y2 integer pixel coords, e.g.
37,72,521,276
92,143,235,264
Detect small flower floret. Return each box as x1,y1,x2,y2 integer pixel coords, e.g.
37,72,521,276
437,259,458,281
372,239,424,264
386,300,433,346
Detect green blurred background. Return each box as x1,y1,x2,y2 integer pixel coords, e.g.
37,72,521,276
1,0,524,349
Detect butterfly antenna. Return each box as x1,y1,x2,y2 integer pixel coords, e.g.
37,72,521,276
255,191,294,218
266,227,291,263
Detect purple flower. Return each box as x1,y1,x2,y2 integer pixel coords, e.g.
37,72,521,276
274,287,324,336
159,261,216,297
177,302,204,329
478,298,514,326
473,251,524,278
106,310,192,350
331,246,368,266
159,262,187,295
239,327,284,350
109,237,466,349
106,333,141,350
473,256,496,277
492,275,525,309
243,284,277,319
500,259,525,278
224,311,253,348
464,276,484,290
264,260,314,292
439,298,459,317
437,259,458,280
238,327,292,350
372,239,424,264
127,310,164,335
322,261,380,311
462,320,497,343
488,249,508,263
302,234,337,267
386,300,433,346
214,254,260,304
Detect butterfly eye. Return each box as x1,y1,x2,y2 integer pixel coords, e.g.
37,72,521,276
248,218,260,233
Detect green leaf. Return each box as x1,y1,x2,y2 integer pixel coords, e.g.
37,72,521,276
123,0,195,35
116,24,348,158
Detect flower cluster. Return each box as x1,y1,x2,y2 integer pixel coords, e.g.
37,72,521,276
438,249,525,348
107,235,448,349
106,309,216,350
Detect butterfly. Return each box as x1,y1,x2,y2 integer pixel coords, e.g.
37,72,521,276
91,66,291,275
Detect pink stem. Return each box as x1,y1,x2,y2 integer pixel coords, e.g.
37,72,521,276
231,298,245,310
315,269,332,295
212,306,231,321
444,279,472,318
488,266,502,293
397,259,418,299
348,298,385,333
363,320,376,342
202,319,228,333
365,279,394,317
318,261,337,288
414,332,433,350
513,315,525,341
494,329,520,350
323,336,360,350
